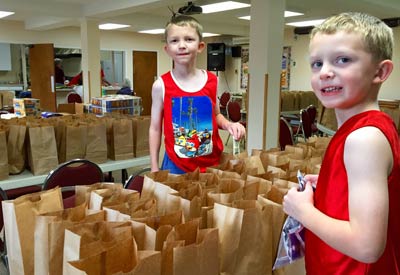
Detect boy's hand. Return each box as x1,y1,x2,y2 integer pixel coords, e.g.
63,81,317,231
227,122,246,141
283,182,314,223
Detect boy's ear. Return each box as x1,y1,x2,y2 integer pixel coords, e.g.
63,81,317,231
197,41,206,53
373,59,393,84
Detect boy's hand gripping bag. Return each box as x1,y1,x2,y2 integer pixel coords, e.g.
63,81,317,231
273,170,306,270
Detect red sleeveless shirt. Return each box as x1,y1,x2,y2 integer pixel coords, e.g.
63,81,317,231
161,70,223,172
305,110,400,274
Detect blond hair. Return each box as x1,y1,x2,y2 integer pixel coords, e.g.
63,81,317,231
310,12,393,61
164,15,203,41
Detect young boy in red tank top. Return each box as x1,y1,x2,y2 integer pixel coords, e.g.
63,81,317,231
149,15,245,174
283,12,400,274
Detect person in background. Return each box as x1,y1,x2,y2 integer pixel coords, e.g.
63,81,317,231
100,68,111,86
54,58,65,85
149,15,245,174
283,12,400,274
117,78,134,95
68,68,111,86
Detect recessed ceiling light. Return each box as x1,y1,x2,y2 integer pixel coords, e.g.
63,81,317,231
201,1,250,14
286,19,325,27
138,29,221,37
138,29,164,34
238,10,304,20
0,11,14,19
99,23,130,30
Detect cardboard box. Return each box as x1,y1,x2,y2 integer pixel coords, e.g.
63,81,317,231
89,105,141,116
57,103,84,114
13,98,40,117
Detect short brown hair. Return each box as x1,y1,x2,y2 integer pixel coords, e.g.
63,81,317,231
164,15,203,41
310,12,393,61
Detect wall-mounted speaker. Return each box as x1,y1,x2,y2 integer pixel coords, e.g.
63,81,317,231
231,46,242,58
207,43,225,71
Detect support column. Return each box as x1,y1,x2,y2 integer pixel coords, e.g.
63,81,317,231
80,18,101,103
247,0,285,150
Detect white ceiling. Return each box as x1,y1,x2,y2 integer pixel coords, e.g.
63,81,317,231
1,0,400,37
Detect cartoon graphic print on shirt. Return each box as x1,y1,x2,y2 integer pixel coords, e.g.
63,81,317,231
171,96,213,158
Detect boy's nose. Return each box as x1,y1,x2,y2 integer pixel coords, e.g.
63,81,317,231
320,64,334,80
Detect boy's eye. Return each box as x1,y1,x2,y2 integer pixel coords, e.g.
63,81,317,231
310,61,322,69
337,57,350,64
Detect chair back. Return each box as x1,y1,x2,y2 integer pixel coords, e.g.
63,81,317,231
67,92,83,103
219,91,231,109
279,117,294,150
227,100,242,123
306,104,317,123
42,159,104,191
300,108,313,139
0,187,7,257
124,167,151,194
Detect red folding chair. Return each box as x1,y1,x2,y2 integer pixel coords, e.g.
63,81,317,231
218,91,231,116
124,167,151,194
66,92,82,103
42,159,104,208
279,117,294,150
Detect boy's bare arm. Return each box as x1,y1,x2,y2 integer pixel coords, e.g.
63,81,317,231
285,127,392,263
149,79,164,172
215,103,246,140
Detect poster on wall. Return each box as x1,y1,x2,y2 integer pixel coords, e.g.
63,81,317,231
240,46,291,91
281,46,291,91
240,47,249,89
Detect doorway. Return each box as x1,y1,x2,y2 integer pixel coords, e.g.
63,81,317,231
132,51,157,116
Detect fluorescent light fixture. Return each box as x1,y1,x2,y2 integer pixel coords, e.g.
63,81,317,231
238,15,250,20
284,11,303,17
138,29,164,34
0,11,14,19
138,29,220,37
203,33,221,37
286,19,325,27
99,23,130,30
238,10,304,20
201,1,250,14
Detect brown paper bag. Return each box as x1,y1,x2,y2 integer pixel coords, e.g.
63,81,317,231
34,203,106,275
75,182,124,207
63,221,133,274
65,122,88,162
132,116,150,157
141,175,178,215
85,119,107,163
26,124,59,175
165,182,203,221
107,118,134,160
162,219,219,275
212,200,273,275
65,241,162,275
0,130,8,180
7,124,27,174
89,188,140,210
2,187,64,275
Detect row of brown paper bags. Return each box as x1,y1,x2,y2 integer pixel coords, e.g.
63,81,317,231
3,173,305,275
0,113,150,178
